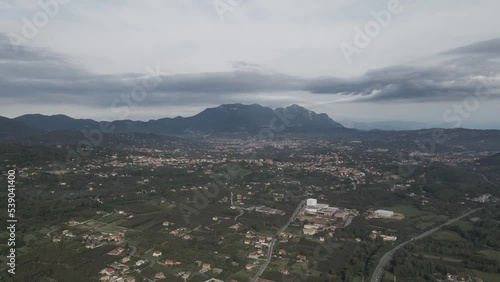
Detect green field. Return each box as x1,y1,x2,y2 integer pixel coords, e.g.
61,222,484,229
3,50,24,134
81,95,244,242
389,205,430,219
79,219,129,233
413,214,449,230
383,270,395,281
477,249,500,264
431,230,465,241
473,270,500,282
452,220,474,232
268,257,290,270
98,213,126,224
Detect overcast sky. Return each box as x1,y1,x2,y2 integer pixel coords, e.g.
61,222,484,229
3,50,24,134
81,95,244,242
0,0,499,128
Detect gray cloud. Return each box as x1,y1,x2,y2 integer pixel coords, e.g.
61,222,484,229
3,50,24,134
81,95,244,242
0,32,499,108
443,37,500,56
302,37,500,102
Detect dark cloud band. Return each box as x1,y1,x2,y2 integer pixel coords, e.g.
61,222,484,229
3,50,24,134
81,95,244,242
0,33,498,107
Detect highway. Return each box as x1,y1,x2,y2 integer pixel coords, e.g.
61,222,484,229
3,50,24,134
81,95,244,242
250,200,306,282
369,208,482,282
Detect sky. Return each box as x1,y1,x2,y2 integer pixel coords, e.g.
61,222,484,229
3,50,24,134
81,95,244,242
0,0,499,128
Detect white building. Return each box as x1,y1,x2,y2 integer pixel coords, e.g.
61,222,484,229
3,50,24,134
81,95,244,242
305,205,320,213
374,209,394,218
306,198,317,206
303,228,317,235
380,235,397,241
303,224,319,235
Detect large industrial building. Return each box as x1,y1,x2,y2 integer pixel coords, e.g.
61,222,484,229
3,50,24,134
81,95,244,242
305,198,319,213
305,198,340,216
316,207,340,217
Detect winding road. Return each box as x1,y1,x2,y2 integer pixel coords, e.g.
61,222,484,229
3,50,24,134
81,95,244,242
473,172,495,185
235,209,244,221
369,208,482,282
250,200,306,282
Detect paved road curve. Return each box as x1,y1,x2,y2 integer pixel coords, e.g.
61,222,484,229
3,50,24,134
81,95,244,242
250,200,306,282
235,209,244,221
370,208,482,282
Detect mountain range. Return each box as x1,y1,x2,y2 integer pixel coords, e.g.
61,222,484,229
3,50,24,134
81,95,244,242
6,104,344,136
3,104,500,153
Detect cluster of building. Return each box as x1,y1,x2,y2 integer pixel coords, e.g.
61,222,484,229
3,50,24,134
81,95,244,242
253,205,286,215
304,198,343,217
105,248,226,281
50,229,76,243
302,223,330,236
445,273,484,282
408,192,430,205
108,247,125,256
245,231,273,260
99,265,135,282
304,199,357,219
83,232,124,249
169,227,188,236
369,230,397,241
469,193,498,203
299,199,359,235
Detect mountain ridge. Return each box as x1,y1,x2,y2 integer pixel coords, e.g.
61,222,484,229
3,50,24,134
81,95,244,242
14,104,344,134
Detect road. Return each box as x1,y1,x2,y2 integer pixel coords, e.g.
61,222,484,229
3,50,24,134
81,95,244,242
370,208,482,282
473,172,495,185
250,200,306,282
235,209,244,221
46,229,58,237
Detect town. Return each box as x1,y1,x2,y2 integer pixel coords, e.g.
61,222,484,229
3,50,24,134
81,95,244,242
1,133,497,282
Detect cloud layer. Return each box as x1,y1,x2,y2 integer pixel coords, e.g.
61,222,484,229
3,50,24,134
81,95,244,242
1,32,498,111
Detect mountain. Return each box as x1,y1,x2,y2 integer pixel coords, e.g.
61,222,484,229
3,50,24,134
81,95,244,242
0,116,39,139
161,103,344,133
4,112,500,153
15,104,344,134
155,103,279,133
275,104,343,128
479,152,500,167
15,114,98,131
